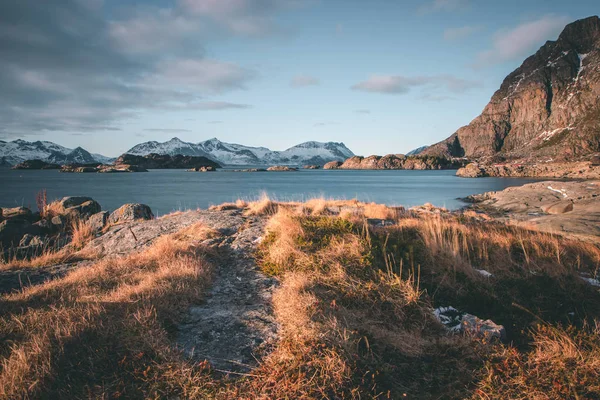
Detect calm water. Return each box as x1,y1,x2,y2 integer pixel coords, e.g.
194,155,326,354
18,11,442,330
0,169,539,216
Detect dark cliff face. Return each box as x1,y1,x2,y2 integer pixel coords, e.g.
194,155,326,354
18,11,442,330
425,16,600,161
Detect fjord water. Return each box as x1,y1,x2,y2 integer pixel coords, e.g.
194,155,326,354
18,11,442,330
0,169,539,216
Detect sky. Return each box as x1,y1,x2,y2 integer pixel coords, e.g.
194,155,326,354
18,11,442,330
0,0,598,157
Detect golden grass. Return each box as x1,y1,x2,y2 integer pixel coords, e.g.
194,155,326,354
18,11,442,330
3,200,600,398
0,224,216,398
70,219,94,250
474,323,600,399
244,193,278,216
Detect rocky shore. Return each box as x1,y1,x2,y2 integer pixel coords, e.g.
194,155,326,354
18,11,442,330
324,154,466,170
457,161,600,179
465,180,600,241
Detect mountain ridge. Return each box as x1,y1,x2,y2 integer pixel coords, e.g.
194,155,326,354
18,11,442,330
126,137,355,166
423,16,600,162
0,137,355,167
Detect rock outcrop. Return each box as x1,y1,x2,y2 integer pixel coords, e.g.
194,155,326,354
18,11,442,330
266,166,298,171
12,159,61,170
108,204,154,225
456,161,600,179
425,16,600,163
465,180,600,241
115,153,221,170
325,154,465,170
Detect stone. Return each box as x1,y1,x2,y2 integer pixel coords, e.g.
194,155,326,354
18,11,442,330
51,215,66,227
323,161,343,170
0,219,41,249
456,163,487,178
33,218,54,234
108,204,154,225
303,165,320,169
188,166,216,172
88,211,109,232
67,200,102,219
541,201,574,214
60,196,94,209
1,207,33,221
434,306,506,342
266,166,298,171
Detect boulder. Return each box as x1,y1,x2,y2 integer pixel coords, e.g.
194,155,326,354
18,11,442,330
323,161,343,170
58,197,101,219
303,165,321,169
456,163,487,178
188,166,216,172
60,196,94,209
0,219,41,249
108,204,154,224
34,218,55,234
88,211,109,232
51,215,66,228
1,206,33,221
541,201,574,214
267,166,298,171
434,306,506,342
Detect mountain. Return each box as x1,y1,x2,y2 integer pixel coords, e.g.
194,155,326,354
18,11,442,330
0,140,112,165
424,16,600,162
406,146,428,156
126,137,355,166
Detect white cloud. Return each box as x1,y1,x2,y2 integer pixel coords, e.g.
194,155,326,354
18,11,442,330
475,15,570,67
151,58,257,94
351,74,480,95
418,0,470,14
291,75,320,87
444,25,482,41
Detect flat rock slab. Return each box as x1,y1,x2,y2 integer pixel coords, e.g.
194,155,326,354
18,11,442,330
176,216,279,373
469,180,600,241
85,210,246,257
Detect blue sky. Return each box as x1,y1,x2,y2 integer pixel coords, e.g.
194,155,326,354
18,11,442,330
1,0,598,156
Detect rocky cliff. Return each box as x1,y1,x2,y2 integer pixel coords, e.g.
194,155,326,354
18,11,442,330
425,16,600,162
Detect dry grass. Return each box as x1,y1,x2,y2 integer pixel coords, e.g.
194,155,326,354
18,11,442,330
209,199,248,211
0,224,216,398
474,323,600,399
70,219,94,250
42,199,66,220
244,193,278,216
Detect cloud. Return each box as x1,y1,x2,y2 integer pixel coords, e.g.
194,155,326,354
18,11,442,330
186,101,252,110
151,59,257,94
143,128,192,133
0,0,261,137
290,74,320,88
475,15,570,67
351,74,480,95
444,25,482,41
418,0,470,14
355,109,371,114
314,121,338,127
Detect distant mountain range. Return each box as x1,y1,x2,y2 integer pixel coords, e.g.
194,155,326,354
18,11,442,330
0,139,113,166
0,137,355,167
125,137,354,166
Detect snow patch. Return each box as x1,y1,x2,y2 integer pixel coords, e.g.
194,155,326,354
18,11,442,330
547,185,568,198
575,53,589,83
475,269,493,278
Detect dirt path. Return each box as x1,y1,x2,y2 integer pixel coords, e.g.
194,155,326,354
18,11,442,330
176,214,279,373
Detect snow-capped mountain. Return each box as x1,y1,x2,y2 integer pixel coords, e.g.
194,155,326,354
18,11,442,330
0,139,112,165
406,146,428,156
126,137,355,166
